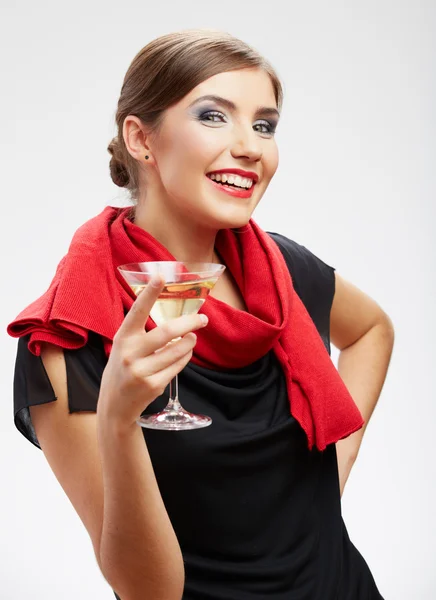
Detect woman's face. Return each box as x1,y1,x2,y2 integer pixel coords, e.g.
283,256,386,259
147,67,280,230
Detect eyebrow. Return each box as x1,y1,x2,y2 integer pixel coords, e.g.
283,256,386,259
188,94,280,119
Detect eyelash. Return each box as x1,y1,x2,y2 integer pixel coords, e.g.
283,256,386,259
198,110,277,135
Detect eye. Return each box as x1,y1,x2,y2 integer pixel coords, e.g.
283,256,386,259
198,110,227,123
253,120,276,135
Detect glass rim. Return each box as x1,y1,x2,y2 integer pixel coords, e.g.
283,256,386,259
117,261,226,277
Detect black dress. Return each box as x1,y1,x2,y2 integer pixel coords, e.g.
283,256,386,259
12,233,384,600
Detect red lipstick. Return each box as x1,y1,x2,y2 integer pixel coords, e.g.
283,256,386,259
207,168,259,183
206,168,258,199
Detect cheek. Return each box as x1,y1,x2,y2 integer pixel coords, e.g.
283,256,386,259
183,126,223,164
264,144,279,181
162,127,221,187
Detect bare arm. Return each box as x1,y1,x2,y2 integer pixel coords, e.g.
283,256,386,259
29,278,208,599
330,273,395,496
97,414,184,598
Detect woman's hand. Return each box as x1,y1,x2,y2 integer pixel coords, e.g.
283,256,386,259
97,276,208,429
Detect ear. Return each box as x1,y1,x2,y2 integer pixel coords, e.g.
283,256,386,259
122,115,155,164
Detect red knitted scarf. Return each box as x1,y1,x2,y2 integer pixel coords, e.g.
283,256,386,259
7,206,363,450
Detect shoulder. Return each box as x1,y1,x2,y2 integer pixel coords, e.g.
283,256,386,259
267,231,336,353
15,331,106,369
267,231,336,298
14,332,107,448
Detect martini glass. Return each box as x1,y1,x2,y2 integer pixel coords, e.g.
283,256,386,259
117,261,226,430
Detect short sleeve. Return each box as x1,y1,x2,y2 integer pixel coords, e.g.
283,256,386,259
13,332,107,449
268,232,336,355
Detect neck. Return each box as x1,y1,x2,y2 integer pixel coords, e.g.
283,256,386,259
132,201,221,265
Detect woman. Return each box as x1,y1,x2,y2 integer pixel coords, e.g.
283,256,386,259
8,29,394,600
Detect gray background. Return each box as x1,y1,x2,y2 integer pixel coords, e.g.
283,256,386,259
2,0,435,598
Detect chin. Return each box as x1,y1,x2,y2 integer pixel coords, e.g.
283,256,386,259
210,201,259,230
209,210,253,231
197,182,261,230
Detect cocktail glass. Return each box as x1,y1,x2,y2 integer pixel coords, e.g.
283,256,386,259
117,261,226,430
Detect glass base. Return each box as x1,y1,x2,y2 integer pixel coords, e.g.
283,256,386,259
137,408,212,431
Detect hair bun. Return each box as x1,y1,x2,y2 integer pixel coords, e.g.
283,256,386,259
108,138,130,188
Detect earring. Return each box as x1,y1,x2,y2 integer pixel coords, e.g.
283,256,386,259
145,155,149,160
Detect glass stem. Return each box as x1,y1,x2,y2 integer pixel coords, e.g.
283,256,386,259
165,374,183,413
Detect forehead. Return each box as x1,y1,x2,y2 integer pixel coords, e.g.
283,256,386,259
181,68,277,110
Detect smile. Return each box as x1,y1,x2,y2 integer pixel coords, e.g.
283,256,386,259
207,172,254,189
206,174,256,199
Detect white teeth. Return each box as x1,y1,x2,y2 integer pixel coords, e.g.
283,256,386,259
208,173,255,189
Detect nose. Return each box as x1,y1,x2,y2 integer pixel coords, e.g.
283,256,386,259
230,124,263,163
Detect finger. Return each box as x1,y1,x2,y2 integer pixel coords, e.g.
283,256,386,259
145,313,208,353
146,348,194,393
119,276,165,337
140,333,197,376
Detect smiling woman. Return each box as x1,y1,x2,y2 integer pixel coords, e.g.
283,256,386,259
7,28,390,600
122,65,280,244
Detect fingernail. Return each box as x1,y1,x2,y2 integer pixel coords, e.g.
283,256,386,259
151,277,163,288
199,314,208,325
